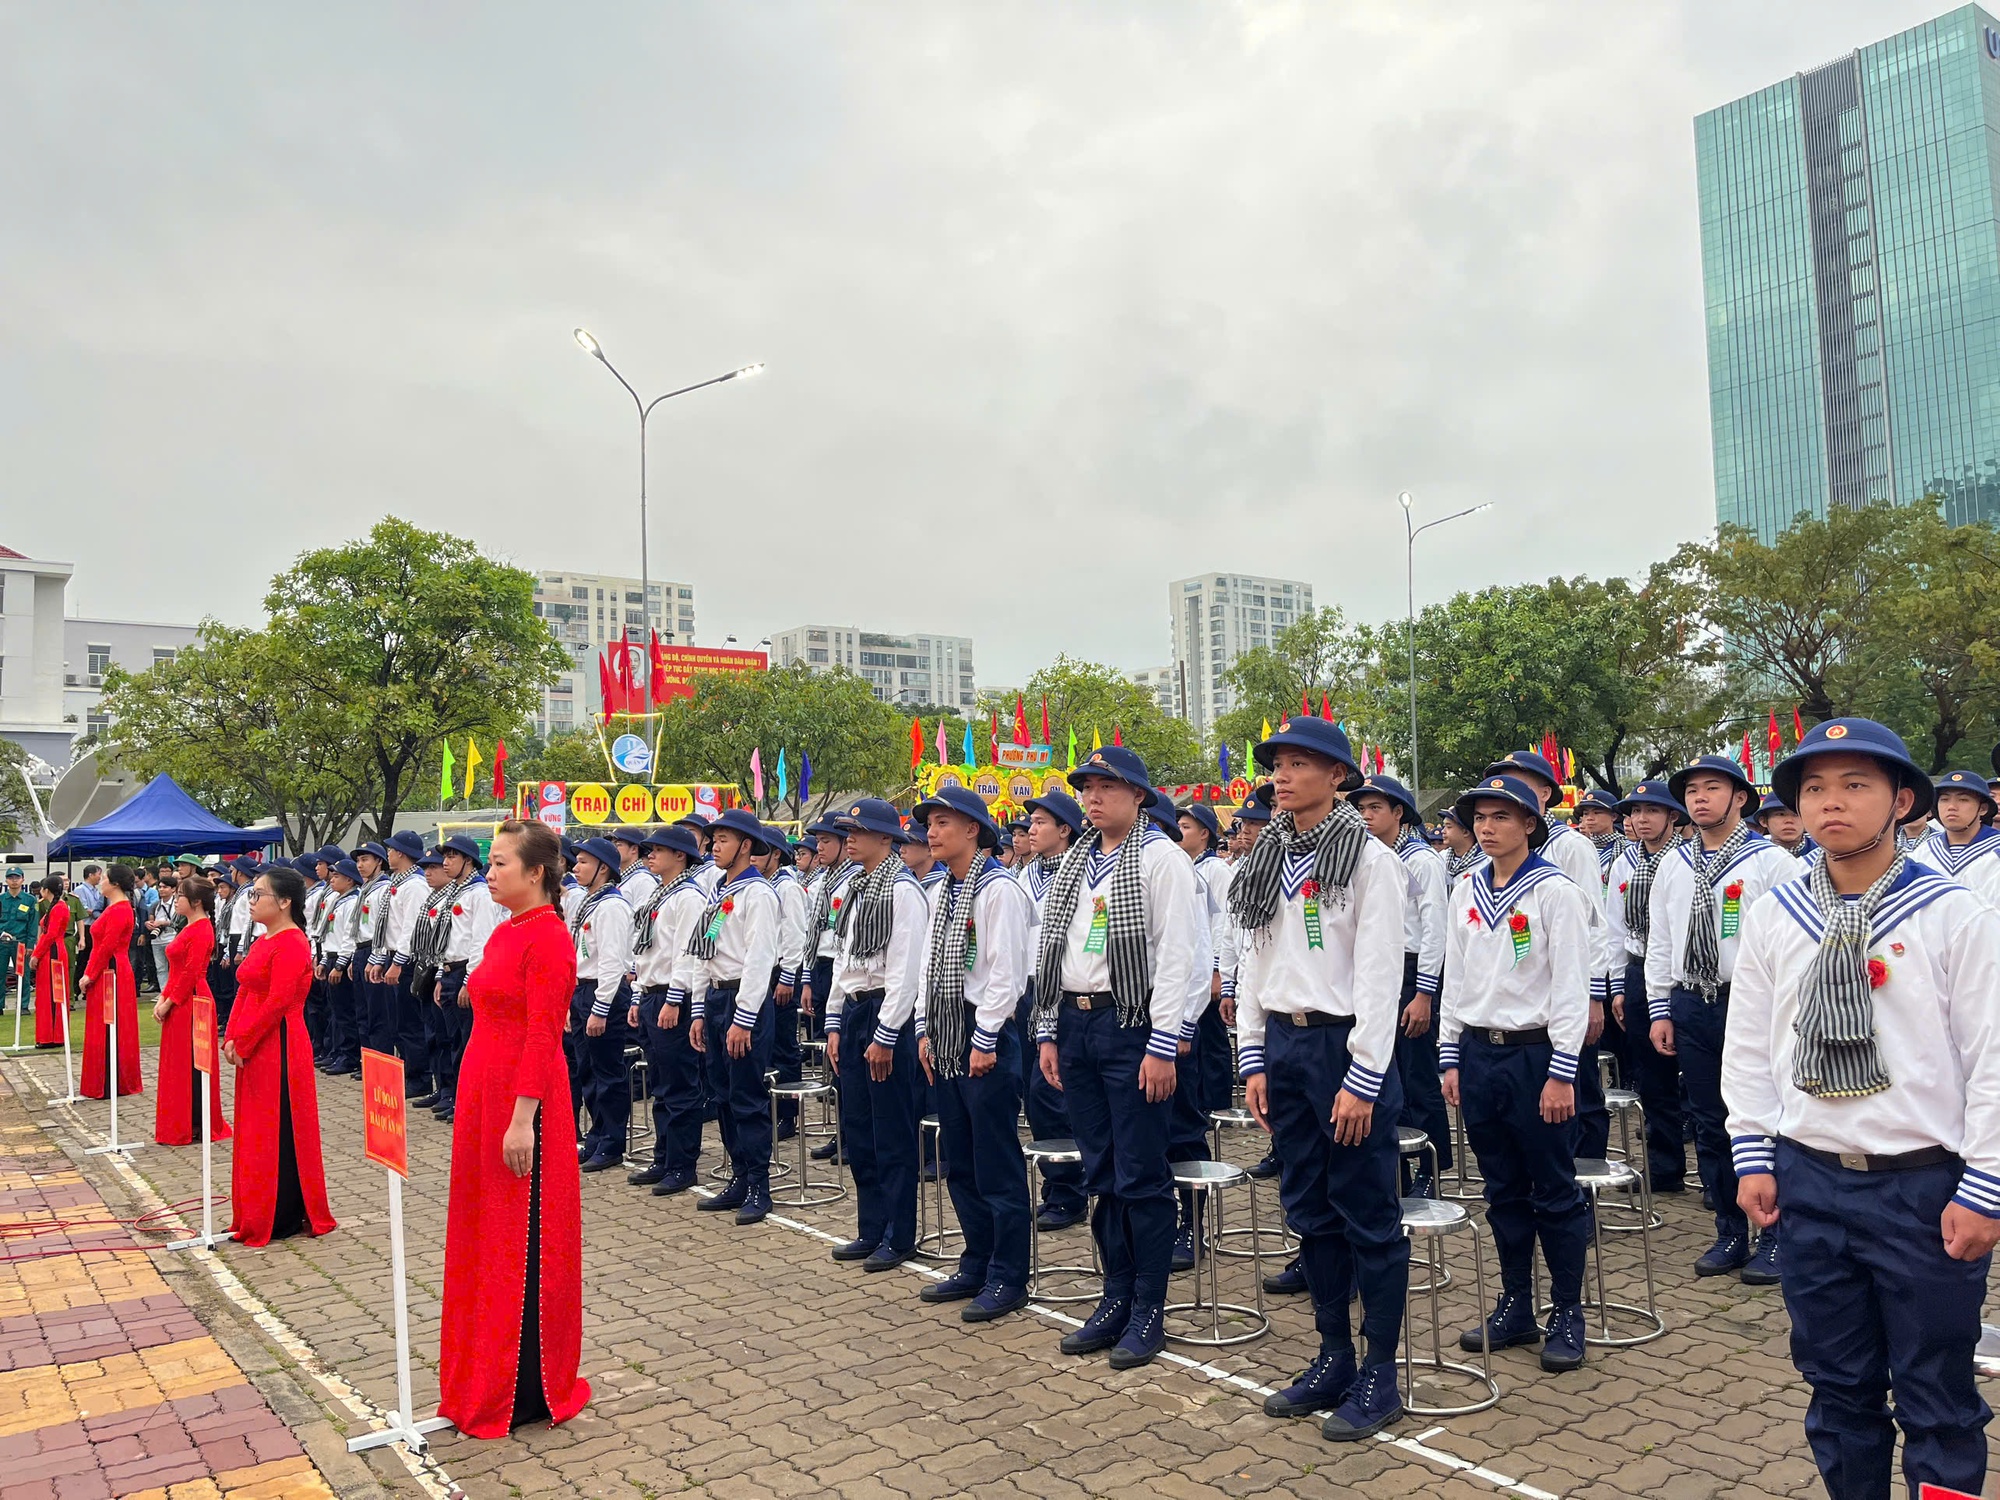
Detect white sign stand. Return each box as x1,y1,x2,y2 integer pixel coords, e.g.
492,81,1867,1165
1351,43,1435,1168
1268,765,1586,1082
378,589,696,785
166,998,219,1252
346,1169,453,1454
50,959,79,1106
2,965,30,1053
86,973,142,1156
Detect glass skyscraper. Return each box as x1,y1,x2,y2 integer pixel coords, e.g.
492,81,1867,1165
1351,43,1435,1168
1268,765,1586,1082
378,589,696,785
1696,5,2000,539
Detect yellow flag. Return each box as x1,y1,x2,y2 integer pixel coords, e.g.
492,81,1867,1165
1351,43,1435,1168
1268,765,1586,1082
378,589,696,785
1091,726,1102,752
464,735,481,799
1262,718,1272,741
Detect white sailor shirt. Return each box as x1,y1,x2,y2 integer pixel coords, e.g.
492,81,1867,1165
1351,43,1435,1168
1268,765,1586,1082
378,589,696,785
916,861,1033,1055
1643,833,1798,1019
1439,855,1592,1084
442,878,500,972
323,889,363,965
1723,863,2000,1217
772,868,810,987
814,863,857,960
697,869,780,1029
570,885,632,1018
1233,835,1405,1102
1910,828,2000,910
1178,880,1216,1040
829,867,930,1048
635,880,708,994
1394,835,1448,997
1600,842,1671,994
1192,853,1235,995
382,870,430,968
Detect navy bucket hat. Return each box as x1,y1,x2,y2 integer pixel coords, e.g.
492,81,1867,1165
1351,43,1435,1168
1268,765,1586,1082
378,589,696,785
1668,753,1758,811
1350,774,1420,825
1024,788,1085,836
913,785,1000,850
1935,769,1997,817
639,824,703,860
1255,717,1360,787
1773,717,1935,820
1454,774,1551,850
1068,745,1160,808
709,808,778,852
1616,779,1686,818
835,797,915,843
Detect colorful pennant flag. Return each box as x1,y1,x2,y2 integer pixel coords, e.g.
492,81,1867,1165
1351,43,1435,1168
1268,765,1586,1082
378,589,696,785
1067,725,1077,771
962,719,975,766
1740,729,1755,780
1767,710,1782,769
777,748,789,802
1220,744,1230,780
1300,690,1312,716
989,707,1000,764
1793,706,1805,745
750,747,765,802
935,720,948,765
800,753,813,804
1092,726,1103,752
438,739,455,806
1013,695,1030,748
909,716,924,769
1261,718,1272,743
463,736,481,800
648,629,668,706
491,738,508,801
1112,725,1122,747
1040,696,1051,744
1319,692,1332,722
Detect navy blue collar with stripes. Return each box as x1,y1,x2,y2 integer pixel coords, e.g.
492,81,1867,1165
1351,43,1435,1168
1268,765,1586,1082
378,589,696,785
1768,861,1955,943
1084,826,1158,888
1469,852,1564,929
1921,826,2000,875
1675,829,1770,882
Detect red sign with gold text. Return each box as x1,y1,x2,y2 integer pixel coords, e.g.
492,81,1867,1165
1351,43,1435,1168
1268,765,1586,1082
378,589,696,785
649,646,768,704
361,1048,409,1178
191,995,216,1075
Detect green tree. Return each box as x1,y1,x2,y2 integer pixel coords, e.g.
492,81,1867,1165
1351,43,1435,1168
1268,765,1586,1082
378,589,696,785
1213,608,1372,759
0,736,33,849
1024,655,1205,784
270,518,570,840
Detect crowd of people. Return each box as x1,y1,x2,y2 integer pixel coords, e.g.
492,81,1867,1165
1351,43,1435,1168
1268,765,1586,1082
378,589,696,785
4,712,1997,1500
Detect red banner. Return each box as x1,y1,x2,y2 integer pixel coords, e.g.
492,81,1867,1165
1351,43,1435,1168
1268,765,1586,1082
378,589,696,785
645,646,768,706
191,995,216,1075
362,1048,409,1179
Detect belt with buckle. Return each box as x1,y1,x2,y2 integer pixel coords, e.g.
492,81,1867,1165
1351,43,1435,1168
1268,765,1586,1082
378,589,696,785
1782,1138,1959,1174
1477,1026,1551,1046
1061,990,1114,1011
1281,1010,1356,1028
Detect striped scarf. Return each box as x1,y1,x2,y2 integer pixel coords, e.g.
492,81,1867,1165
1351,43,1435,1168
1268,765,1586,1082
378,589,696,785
1623,843,1666,944
812,859,857,940
686,871,757,961
632,869,699,954
1446,848,1486,881
834,855,900,962
1683,822,1750,998
413,877,466,973
1229,798,1371,939
1793,853,1904,1099
1035,823,1152,1029
925,856,1006,1079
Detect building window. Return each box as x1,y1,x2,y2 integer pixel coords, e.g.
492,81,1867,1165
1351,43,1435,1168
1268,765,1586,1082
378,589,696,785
572,586,589,600
87,710,111,737
678,588,693,600
556,678,573,695
151,648,177,667
86,644,111,676
625,591,643,604
647,584,661,596
808,648,829,663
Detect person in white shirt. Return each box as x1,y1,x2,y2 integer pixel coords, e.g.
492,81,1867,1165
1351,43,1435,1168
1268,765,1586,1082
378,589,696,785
1032,745,1200,1372
1152,802,1217,1273
803,817,857,1047
1909,769,2000,910
1350,774,1453,1196
1648,754,1799,1285
558,839,585,921
688,811,783,1224
1752,792,1816,861
316,859,365,1077
1233,720,1410,1441
348,843,389,1059
1600,781,1688,1195
1440,773,1593,1374
1019,789,1087,1230
1724,718,2000,1500
825,799,931,1271
902,832,948,906
624,825,713,1197
1176,803,1238,1127
913,786,1035,1322
427,836,498,1126
752,835,811,1143
302,850,336,1064
367,832,435,1097
567,836,635,1173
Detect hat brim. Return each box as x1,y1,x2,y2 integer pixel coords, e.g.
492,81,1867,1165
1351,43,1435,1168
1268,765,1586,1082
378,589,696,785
1350,785,1420,824
1933,782,1998,816
1254,735,1360,786
914,798,1000,850
1453,790,1549,850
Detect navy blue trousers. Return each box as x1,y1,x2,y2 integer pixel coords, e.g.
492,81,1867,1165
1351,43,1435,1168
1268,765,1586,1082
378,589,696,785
703,984,775,1176
1777,1142,1990,1500
1458,1031,1587,1302
321,969,357,1071
392,964,431,1094
1574,1030,1609,1163
1267,1017,1409,1366
1020,984,1084,1214
434,965,470,1101
834,991,919,1254
771,986,802,1132
1056,1003,1175,1308
805,955,834,1041
935,1021,1031,1290
355,945,394,1061
1394,954,1454,1171
1195,992,1234,1115
1620,960,1685,1190
1671,984,1743,1237
638,988,704,1173
570,979,632,1160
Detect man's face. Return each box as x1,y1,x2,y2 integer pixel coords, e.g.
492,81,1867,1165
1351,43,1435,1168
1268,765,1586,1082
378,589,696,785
814,833,845,864
5,875,18,894
900,841,931,872
1270,748,1343,812
1472,801,1534,859
1682,772,1743,830
1075,775,1145,832
644,845,676,875
1441,820,1474,855
1623,805,1670,845
357,853,382,880
1577,808,1614,838
1351,793,1403,843
424,864,449,889
1798,754,1911,857
711,831,747,870
573,852,609,886
1028,809,1069,858
1936,789,1986,836
442,852,474,881
613,839,642,869
1176,814,1213,856
1762,807,1804,845
925,808,980,867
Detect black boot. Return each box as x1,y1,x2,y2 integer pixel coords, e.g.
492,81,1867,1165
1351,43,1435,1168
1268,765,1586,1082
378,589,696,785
699,1172,747,1212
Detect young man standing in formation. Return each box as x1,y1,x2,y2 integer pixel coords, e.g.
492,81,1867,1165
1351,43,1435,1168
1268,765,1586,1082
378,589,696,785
1726,719,2000,1500
1234,720,1410,1441
1019,788,1087,1229
627,824,711,1196
567,837,634,1172
1034,745,1199,1372
1910,769,2000,906
1601,781,1687,1195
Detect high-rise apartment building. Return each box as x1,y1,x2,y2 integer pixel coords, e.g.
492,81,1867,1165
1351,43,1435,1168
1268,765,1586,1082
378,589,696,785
1697,6,2000,539
1167,574,1314,735
1128,665,1177,718
768,625,976,712
531,570,696,736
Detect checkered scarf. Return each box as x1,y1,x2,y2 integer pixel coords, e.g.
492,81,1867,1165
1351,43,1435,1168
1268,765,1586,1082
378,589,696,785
924,855,1007,1079
834,854,901,962
1035,823,1151,1029
1622,843,1666,944
1446,849,1486,881
811,858,857,941
1792,852,1904,1100
685,872,756,961
1228,797,1371,940
1683,822,1750,998
631,869,699,955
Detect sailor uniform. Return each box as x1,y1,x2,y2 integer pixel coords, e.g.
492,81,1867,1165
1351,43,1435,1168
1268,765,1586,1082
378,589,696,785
353,873,393,1056
381,869,434,1093
1599,842,1685,1190
569,883,634,1164
1167,862,1218,1237
1724,863,2000,1499
1541,818,1611,1157
807,860,857,1043
1440,857,1593,1309
1910,827,2000,910
303,879,332,1061
1391,833,1453,1175
692,868,781,1185
1189,852,1237,1117
828,863,930,1260
917,857,1034,1294
635,874,711,1176
1644,831,1797,1242
1235,833,1410,1378
433,876,498,1111
319,888,364,1074
1017,853,1085,1221
768,866,810,1135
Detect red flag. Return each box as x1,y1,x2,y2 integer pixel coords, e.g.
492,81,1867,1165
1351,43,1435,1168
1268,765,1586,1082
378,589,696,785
1040,696,1050,744
1374,746,1386,775
1013,694,1030,747
1112,724,1123,747
910,716,924,769
1767,710,1782,767
1793,706,1805,745
1301,690,1312,716
989,707,999,764
491,738,508,800
597,650,613,721
1319,691,1332,722
649,629,668,706
1741,728,1755,778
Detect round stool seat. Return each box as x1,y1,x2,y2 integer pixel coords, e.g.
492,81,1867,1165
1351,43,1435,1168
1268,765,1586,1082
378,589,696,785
1401,1197,1469,1233
1575,1158,1639,1193
1605,1088,1640,1108
1025,1138,1083,1165
1208,1107,1257,1130
770,1080,835,1101
1977,1323,2000,1379
1397,1126,1431,1155
1172,1159,1245,1190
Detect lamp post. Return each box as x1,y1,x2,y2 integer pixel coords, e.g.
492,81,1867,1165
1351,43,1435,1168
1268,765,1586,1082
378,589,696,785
1399,492,1492,804
573,328,762,644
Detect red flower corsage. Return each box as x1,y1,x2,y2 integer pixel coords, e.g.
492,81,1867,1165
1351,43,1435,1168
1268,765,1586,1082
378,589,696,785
1302,879,1320,899
1467,908,1480,926
582,922,591,932
722,898,735,915
1508,912,1529,934
1617,882,1628,894
1867,957,1889,989
451,904,463,916
832,896,843,910
1723,882,1744,900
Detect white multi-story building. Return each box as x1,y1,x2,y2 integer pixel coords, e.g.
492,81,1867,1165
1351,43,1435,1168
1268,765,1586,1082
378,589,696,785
531,570,697,736
64,618,200,741
1168,573,1314,734
1128,665,1177,719
770,625,976,712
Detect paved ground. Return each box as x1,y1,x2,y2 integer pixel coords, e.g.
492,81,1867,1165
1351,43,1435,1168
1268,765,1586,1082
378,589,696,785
4,1040,1997,1499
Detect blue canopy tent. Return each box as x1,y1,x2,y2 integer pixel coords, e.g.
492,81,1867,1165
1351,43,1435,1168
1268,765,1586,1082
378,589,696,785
44,776,282,860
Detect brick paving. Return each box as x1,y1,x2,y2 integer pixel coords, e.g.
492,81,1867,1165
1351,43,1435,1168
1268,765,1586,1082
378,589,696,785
5,1044,2000,1498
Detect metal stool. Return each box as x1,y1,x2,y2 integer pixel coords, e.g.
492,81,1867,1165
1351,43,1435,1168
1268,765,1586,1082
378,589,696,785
624,1046,653,1165
1537,1158,1664,1346
1208,1108,1295,1260
1164,1160,1268,1347
768,1080,845,1206
916,1115,960,1259
1400,1197,1501,1416
1977,1323,2000,1379
704,1070,792,1181
1597,1050,1620,1093
1440,1105,1485,1202
1024,1138,1098,1304
1600,1089,1662,1232
1398,1127,1450,1292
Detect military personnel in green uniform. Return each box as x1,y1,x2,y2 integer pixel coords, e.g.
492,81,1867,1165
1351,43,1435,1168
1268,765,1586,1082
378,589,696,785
0,868,37,1013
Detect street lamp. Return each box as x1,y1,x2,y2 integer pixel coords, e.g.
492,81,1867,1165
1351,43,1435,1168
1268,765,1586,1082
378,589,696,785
1400,491,1492,804
573,328,764,642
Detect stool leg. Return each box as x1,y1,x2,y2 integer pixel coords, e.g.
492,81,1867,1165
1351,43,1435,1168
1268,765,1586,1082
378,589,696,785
1028,1158,1040,1296
1204,1185,1222,1340
1471,1220,1493,1388
1401,1225,1415,1400
1588,1184,1606,1331
1638,1178,1660,1322
1248,1181,1264,1325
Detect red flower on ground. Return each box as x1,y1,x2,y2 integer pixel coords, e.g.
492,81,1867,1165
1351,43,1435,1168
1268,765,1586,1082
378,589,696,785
1508,912,1529,934
1867,957,1889,989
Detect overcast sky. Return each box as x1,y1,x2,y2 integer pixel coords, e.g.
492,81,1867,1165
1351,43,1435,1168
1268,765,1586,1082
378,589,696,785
0,2,1951,684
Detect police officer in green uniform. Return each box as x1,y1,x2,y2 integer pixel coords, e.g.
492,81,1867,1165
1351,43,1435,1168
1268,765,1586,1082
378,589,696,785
0,867,36,1012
